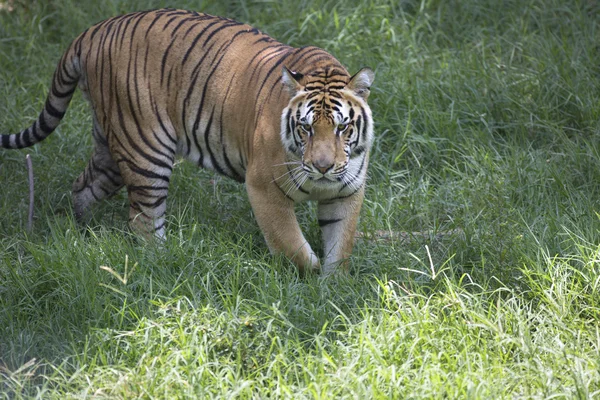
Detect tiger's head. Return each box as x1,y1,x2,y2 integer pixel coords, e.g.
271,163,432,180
280,66,375,191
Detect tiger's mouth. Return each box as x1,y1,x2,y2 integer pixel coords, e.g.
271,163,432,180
312,176,336,183
306,170,345,184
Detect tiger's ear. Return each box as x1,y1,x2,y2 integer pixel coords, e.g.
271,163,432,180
347,67,375,100
282,67,305,95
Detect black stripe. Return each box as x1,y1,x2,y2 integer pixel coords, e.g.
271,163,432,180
290,46,324,67
353,146,365,156
160,39,178,86
181,15,213,38
51,85,76,98
88,20,107,41
203,21,241,47
117,159,171,182
329,98,342,107
154,103,177,145
318,218,343,227
348,127,360,148
187,108,201,162
143,41,150,81
154,220,167,232
291,120,302,150
355,115,362,147
136,195,167,208
1,133,11,148
204,107,227,176
254,36,275,44
285,109,293,139
128,184,169,194
132,46,144,125
55,68,71,89
127,12,147,53
361,107,369,139
45,99,66,119
163,9,190,18
145,12,164,39
97,17,117,114
170,17,200,37
117,13,138,52
254,49,294,104
30,123,43,141
182,20,223,65
184,41,218,159
246,44,289,83
38,114,53,134
163,14,183,32
307,99,318,108
167,69,175,91
288,52,333,74
21,129,33,147
14,130,22,148
219,74,245,183
60,63,77,83
149,127,175,161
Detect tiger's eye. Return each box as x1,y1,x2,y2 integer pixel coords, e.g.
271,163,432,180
301,123,312,132
337,123,348,133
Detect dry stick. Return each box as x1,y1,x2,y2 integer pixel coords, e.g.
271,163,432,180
26,154,34,233
355,229,464,243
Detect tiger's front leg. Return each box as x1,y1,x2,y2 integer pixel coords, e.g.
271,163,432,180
318,187,365,275
246,170,320,275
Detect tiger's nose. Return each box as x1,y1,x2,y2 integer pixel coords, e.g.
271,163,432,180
313,158,334,174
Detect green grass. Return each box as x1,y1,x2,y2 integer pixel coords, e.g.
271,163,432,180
1,0,600,398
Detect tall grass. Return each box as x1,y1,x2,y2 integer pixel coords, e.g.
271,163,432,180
1,0,599,398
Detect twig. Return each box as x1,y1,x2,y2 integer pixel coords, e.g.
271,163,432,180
25,154,34,233
355,228,463,243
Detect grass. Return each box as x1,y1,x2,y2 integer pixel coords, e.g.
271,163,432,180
1,0,600,398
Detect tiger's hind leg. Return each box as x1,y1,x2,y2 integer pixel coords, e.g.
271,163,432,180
72,121,124,221
125,179,171,240
116,143,175,241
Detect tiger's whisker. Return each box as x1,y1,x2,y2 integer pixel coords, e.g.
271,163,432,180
271,165,304,183
272,161,302,167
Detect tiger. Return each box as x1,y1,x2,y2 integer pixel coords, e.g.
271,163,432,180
0,9,375,275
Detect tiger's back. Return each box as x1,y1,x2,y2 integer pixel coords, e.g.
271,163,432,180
1,9,375,275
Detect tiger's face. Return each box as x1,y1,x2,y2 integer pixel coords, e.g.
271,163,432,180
280,67,374,191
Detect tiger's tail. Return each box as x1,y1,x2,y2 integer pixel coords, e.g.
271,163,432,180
1,41,81,149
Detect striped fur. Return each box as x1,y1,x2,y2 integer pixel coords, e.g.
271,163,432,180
0,9,375,274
